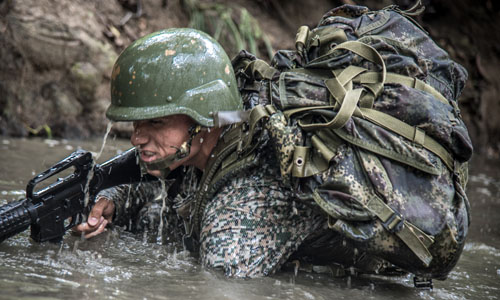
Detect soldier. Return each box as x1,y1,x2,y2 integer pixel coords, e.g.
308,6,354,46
73,28,323,277
73,9,470,284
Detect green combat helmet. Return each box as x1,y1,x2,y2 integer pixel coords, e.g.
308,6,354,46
106,28,243,176
106,28,242,127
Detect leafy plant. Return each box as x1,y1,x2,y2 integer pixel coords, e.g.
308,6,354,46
24,123,53,138
181,0,274,60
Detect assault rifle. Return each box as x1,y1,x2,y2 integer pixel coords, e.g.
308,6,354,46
0,148,156,243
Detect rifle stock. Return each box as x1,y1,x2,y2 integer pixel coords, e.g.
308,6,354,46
0,147,156,243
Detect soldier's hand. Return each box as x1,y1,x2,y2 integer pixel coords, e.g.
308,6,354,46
72,197,115,239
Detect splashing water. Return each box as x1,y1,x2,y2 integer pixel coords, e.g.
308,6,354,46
83,122,114,209
95,122,115,160
156,179,168,245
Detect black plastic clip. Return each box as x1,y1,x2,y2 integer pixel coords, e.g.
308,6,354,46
413,276,433,290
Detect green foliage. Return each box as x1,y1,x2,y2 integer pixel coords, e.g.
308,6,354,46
25,124,53,139
181,0,274,60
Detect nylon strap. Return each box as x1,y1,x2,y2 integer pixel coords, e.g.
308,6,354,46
331,42,386,104
287,41,388,131
359,107,454,171
240,105,276,152
335,66,368,86
284,105,334,120
282,104,452,173
331,41,387,85
299,88,363,130
244,59,277,80
331,127,440,175
354,71,449,105
365,195,434,266
293,67,449,106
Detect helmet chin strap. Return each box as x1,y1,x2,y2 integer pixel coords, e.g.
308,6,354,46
139,125,202,178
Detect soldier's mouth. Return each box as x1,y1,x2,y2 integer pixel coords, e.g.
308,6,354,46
139,150,158,162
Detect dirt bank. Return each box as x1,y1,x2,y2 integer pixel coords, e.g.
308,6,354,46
0,0,498,156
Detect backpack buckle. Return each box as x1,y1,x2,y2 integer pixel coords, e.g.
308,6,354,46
382,211,405,233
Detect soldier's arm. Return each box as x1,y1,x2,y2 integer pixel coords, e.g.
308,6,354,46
72,181,164,238
96,180,165,228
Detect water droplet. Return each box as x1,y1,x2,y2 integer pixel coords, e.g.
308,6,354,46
167,96,173,102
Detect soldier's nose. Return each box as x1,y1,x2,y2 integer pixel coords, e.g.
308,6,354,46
131,124,148,146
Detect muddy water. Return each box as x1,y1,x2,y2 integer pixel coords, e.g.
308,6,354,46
0,137,499,300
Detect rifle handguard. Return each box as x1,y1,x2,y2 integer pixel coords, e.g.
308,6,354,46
0,199,33,243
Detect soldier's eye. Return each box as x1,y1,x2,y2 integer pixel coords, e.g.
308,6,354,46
149,119,164,125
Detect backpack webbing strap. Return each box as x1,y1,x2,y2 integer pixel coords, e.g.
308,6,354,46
331,127,440,175
282,41,387,130
243,59,277,80
238,104,277,155
292,67,450,106
302,88,363,130
359,107,454,171
353,71,450,105
329,41,387,89
282,104,453,172
365,195,434,266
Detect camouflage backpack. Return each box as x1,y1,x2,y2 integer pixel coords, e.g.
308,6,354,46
229,3,472,278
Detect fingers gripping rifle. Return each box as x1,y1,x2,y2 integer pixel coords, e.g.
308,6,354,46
0,148,155,243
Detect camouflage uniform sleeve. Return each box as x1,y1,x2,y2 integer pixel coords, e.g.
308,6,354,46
96,181,164,228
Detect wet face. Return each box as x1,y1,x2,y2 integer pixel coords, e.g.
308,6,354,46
131,114,201,177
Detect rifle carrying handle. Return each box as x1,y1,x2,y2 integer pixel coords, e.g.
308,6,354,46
0,199,33,243
26,150,92,200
